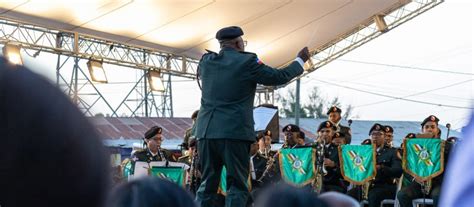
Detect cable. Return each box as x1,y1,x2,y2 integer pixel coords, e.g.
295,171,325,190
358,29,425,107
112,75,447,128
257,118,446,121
306,77,474,102
355,79,473,108
336,59,474,76
311,79,474,109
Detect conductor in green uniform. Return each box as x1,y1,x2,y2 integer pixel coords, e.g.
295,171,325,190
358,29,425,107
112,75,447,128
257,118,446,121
195,26,310,207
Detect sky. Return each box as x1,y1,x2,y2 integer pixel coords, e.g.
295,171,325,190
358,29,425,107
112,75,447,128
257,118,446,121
12,0,473,132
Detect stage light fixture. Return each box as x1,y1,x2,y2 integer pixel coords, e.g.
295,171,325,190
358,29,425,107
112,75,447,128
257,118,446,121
87,59,108,83
148,70,165,92
2,43,23,65
374,15,388,33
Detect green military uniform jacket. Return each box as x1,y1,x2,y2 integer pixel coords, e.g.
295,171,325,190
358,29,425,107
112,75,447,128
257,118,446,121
195,47,304,141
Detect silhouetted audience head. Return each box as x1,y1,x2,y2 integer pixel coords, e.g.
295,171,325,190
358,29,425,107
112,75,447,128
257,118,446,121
319,192,359,207
107,177,196,207
255,183,328,207
0,58,110,206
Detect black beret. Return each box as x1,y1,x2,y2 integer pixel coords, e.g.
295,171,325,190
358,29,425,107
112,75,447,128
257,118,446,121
144,126,162,139
421,115,439,127
317,121,336,132
333,132,345,139
216,26,244,41
369,123,384,135
447,137,458,144
265,129,272,136
384,125,394,133
189,139,197,148
191,110,199,119
282,124,300,133
405,133,416,139
326,106,342,115
361,138,372,145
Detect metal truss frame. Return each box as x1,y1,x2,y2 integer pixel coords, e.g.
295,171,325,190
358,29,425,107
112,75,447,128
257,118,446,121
284,0,444,85
255,85,275,106
0,17,186,117
0,0,442,115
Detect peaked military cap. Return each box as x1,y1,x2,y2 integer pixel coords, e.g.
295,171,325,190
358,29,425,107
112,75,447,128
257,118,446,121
144,126,162,139
216,26,244,41
317,121,336,132
384,125,394,133
326,105,342,115
282,124,300,133
421,115,439,127
369,123,384,135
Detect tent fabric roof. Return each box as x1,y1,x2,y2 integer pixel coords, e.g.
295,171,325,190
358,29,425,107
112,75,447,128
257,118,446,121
0,0,407,67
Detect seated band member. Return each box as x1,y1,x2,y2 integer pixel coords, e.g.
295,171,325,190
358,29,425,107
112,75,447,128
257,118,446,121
327,106,352,144
383,125,394,148
397,115,452,207
349,123,402,207
258,124,305,185
132,126,176,162
248,137,269,204
314,121,345,194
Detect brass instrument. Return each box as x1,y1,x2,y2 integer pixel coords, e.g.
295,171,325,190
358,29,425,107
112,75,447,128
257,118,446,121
313,138,328,193
362,179,373,200
258,152,277,183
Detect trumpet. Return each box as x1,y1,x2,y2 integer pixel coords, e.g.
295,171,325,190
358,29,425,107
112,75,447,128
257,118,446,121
317,138,328,175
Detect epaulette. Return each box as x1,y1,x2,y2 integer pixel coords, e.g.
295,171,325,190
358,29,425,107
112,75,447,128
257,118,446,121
199,49,218,62
238,51,257,55
205,49,217,54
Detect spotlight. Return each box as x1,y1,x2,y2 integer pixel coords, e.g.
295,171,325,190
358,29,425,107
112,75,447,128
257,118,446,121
87,59,108,83
148,70,165,92
374,15,388,33
2,43,23,65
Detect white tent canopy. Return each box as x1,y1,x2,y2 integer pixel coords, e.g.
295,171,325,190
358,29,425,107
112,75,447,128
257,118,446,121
0,0,408,67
